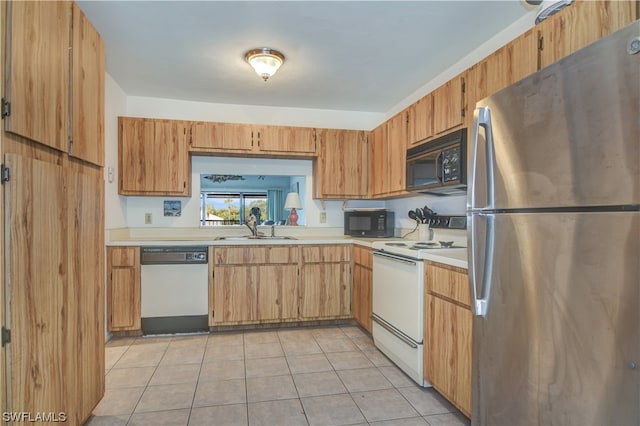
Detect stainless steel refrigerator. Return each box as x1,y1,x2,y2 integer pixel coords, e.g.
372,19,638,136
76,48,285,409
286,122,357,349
467,22,639,425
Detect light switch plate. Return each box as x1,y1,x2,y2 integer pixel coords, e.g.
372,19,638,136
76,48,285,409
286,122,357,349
144,213,152,224
319,211,327,223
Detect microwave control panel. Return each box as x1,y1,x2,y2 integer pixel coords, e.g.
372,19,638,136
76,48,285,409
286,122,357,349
441,147,461,182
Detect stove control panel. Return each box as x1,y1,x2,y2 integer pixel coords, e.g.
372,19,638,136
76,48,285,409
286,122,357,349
427,215,466,229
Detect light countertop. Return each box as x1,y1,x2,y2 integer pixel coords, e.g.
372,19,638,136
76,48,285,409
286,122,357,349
107,235,467,269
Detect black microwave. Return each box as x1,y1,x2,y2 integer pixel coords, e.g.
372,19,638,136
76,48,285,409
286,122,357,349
344,210,394,237
406,128,467,196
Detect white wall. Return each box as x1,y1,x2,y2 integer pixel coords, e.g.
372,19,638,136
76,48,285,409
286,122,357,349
126,97,384,131
104,73,128,229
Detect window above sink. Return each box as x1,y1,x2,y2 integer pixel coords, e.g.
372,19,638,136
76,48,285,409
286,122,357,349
199,174,305,226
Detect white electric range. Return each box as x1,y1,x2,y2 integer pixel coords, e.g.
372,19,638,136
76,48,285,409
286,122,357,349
370,215,467,387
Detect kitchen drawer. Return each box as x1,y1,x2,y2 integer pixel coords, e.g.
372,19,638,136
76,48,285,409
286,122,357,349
109,246,138,267
265,246,298,263
213,246,298,265
302,245,351,263
425,261,470,307
353,245,373,269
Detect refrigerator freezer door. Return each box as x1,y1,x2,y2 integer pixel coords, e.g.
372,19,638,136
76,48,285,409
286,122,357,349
472,211,639,425
469,22,639,211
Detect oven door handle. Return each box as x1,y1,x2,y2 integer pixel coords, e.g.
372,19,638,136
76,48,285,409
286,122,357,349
372,251,417,265
372,314,420,348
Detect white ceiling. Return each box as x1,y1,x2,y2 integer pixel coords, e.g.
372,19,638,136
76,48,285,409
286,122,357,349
77,1,534,113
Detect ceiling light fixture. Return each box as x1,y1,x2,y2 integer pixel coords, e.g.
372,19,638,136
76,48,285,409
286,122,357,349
245,48,285,82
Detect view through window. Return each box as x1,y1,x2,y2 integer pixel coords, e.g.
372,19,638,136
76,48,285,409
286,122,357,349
201,192,267,226
199,174,304,226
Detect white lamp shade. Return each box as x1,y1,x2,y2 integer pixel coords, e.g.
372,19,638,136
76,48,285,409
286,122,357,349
284,192,302,210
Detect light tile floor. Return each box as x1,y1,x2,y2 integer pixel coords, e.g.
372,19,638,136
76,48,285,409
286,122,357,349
86,325,470,426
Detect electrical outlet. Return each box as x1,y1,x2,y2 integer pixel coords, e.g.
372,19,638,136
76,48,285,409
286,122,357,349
144,213,152,224
319,211,327,224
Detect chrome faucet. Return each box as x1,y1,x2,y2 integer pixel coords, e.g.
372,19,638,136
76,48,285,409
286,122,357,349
246,214,258,237
271,224,275,237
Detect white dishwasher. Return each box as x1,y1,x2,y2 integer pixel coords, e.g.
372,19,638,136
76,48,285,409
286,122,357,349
140,246,209,335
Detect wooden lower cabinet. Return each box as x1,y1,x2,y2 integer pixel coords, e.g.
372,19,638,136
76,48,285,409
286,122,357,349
212,265,258,323
300,245,352,319
352,245,372,332
424,262,472,418
210,246,299,325
257,264,299,321
107,246,141,331
209,244,353,325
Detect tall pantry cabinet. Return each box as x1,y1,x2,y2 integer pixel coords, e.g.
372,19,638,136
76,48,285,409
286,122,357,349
1,1,105,424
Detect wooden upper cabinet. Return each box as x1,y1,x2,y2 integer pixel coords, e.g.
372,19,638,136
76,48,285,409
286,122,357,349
5,1,71,151
432,72,466,136
407,94,434,147
190,121,255,153
386,112,408,195
538,0,639,69
190,122,318,157
118,117,191,196
369,113,408,199
71,3,105,166
507,28,539,87
257,125,317,156
153,120,191,194
466,28,538,130
119,118,156,193
314,129,368,199
369,123,387,198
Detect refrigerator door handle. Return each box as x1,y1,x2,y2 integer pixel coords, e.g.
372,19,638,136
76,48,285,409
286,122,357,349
468,213,495,317
470,107,496,210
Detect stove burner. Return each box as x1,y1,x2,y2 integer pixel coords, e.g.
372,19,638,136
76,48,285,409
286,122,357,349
413,242,438,248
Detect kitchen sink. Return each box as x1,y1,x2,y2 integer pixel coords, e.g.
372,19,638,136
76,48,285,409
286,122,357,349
215,235,297,241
